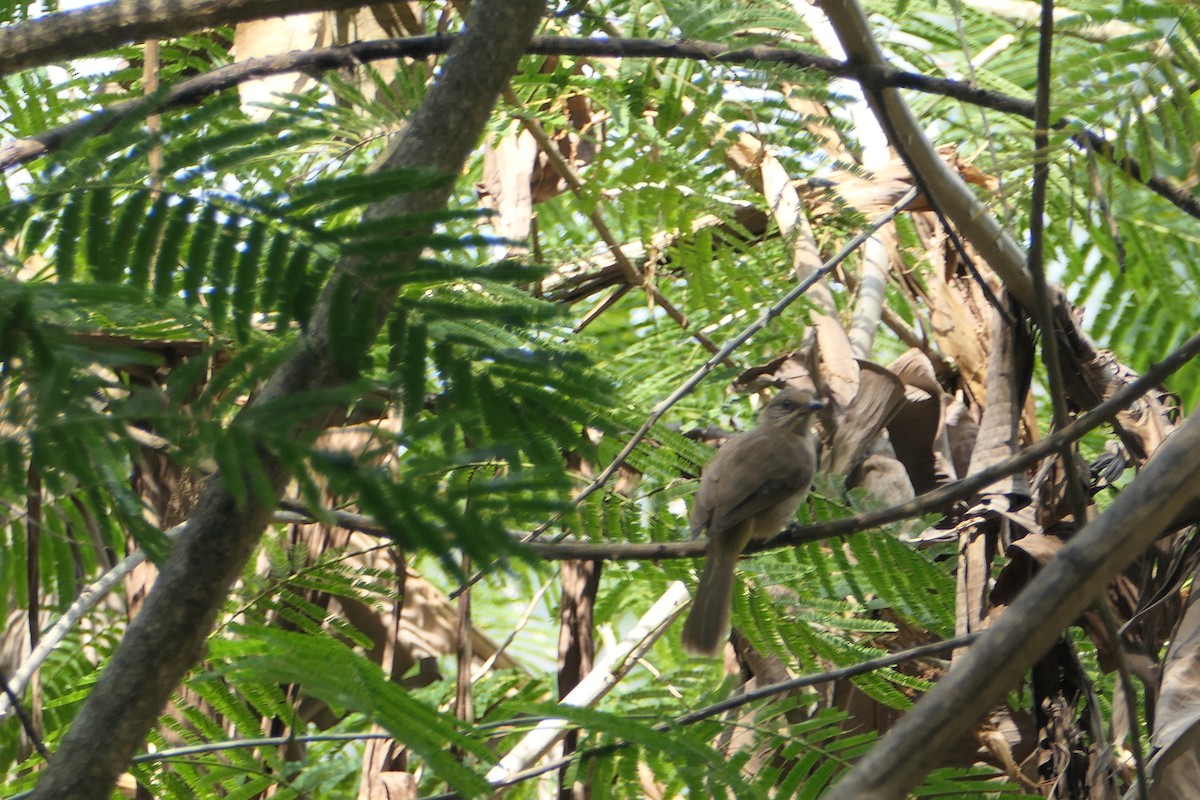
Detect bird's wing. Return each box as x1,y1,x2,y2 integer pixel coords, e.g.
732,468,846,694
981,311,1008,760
688,442,726,536
703,430,816,535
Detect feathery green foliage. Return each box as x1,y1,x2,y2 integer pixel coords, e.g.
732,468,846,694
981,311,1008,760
3,0,1199,797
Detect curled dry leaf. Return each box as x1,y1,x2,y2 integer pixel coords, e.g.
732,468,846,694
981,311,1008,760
887,349,958,496
1144,589,1200,799
827,363,905,478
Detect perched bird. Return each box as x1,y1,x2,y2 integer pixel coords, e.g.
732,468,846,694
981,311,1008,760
681,387,824,656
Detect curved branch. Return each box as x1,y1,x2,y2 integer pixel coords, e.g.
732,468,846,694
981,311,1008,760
5,36,1198,223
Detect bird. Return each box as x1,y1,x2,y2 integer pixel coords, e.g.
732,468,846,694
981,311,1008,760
681,387,824,656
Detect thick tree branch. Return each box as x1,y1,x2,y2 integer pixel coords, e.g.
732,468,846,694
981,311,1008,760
25,2,547,798
820,0,1166,460
0,0,373,78
815,2,1200,795
822,383,1200,800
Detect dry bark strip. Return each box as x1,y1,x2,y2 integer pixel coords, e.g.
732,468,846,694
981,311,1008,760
25,3,547,798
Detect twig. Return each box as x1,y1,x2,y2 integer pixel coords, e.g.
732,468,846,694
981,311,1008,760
0,671,48,760
0,522,184,720
14,332,1197,709
1101,601,1150,799
482,581,690,784
285,330,1200,565
501,88,734,365
1028,0,1089,523
445,186,918,600
564,187,919,513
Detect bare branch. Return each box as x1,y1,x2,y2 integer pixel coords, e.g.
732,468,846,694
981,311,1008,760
821,373,1200,800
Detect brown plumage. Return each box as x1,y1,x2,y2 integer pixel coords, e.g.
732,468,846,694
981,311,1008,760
681,387,823,656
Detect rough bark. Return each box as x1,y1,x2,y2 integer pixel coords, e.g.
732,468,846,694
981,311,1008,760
0,0,373,77
26,2,546,798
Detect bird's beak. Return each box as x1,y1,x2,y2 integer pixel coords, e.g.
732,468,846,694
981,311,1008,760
808,399,825,411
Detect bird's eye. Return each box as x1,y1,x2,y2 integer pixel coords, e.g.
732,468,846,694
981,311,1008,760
779,399,794,410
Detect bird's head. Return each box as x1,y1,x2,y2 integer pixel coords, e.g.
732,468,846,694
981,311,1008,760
762,387,825,433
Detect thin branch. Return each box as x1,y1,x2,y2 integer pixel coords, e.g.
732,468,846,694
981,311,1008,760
1029,0,1088,525
5,36,1199,223
423,631,983,799
446,185,917,600
1028,4,1135,791
1101,601,1150,800
133,731,393,761
13,322,1194,727
146,325,1200,574
0,522,183,720
501,87,734,365
483,581,690,785
523,327,1200,561
0,359,1164,739
674,633,980,726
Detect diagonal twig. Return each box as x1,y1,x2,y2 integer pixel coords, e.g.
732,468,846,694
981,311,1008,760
522,327,1200,561
501,87,734,365
563,186,919,515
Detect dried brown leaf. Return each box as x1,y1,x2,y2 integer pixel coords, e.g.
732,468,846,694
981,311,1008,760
479,131,538,254
826,362,905,477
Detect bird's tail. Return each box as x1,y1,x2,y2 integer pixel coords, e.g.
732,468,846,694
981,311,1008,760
681,541,741,657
